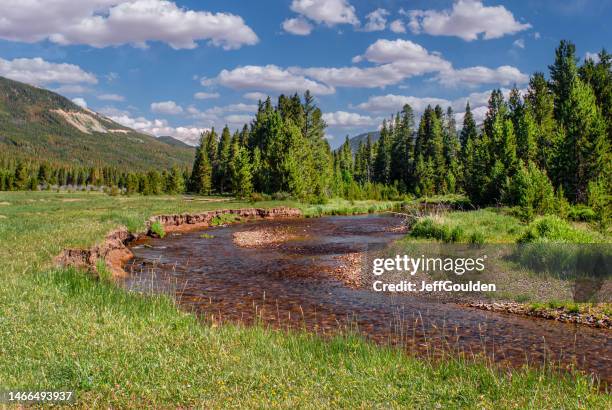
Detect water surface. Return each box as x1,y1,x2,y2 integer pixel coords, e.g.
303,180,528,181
124,215,611,384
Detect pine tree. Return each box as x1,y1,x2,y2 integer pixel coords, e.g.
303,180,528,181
390,104,415,191
189,133,213,195
230,142,253,198
13,160,28,190
216,126,232,193
374,120,392,184
560,77,609,201
526,72,558,170
460,102,478,160
167,166,185,194
549,40,579,126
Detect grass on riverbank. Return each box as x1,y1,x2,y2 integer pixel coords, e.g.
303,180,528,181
0,191,609,407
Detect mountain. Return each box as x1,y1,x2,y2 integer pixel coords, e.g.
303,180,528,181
0,76,194,170
157,135,193,148
344,131,380,153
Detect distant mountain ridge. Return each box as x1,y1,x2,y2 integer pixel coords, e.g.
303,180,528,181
344,131,381,153
0,76,194,170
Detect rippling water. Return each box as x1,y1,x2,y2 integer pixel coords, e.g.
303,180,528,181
123,215,612,384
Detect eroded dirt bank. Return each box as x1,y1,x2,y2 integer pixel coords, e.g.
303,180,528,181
54,207,302,277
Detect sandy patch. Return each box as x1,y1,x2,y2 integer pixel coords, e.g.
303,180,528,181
61,198,84,203
333,252,364,287
0,202,9,206
233,228,300,248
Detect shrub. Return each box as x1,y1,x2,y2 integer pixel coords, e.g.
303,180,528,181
249,192,270,202
568,205,597,222
587,179,611,232
272,191,293,201
503,161,555,221
469,231,485,245
517,216,596,244
150,221,166,238
410,218,465,243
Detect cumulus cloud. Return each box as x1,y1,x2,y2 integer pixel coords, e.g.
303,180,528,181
194,92,220,100
290,0,359,26
107,112,206,145
224,114,254,125
389,19,406,33
217,65,335,95
408,0,531,41
513,38,525,49
282,17,313,35
323,111,379,128
97,93,125,101
0,0,258,50
585,52,601,63
151,100,183,115
298,39,451,88
438,65,528,87
72,97,88,108
53,85,93,95
243,92,269,101
364,9,389,32
213,39,527,94
355,94,451,113
0,57,97,86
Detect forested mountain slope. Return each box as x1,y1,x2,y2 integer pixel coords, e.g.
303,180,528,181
0,76,194,170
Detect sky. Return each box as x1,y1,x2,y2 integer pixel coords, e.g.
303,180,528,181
0,0,610,148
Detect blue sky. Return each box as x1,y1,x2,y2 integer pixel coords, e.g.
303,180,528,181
0,0,609,147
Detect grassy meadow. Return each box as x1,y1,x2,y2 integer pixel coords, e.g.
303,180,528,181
0,191,609,408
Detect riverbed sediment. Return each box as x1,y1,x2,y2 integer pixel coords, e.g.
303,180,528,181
54,207,302,277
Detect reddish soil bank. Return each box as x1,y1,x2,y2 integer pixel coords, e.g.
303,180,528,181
54,207,302,277
150,207,301,233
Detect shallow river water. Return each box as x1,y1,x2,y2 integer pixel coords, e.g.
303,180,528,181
123,215,611,384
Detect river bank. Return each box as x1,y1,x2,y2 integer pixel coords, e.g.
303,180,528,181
0,191,609,407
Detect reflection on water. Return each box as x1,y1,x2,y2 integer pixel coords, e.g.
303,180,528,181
123,215,612,384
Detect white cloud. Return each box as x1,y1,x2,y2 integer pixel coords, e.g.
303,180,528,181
194,92,220,100
97,93,125,101
513,38,525,49
534,32,541,39
0,0,258,50
290,0,359,26
214,39,527,94
356,94,451,113
0,57,97,86
323,111,379,128
217,64,335,95
585,52,600,63
282,17,313,35
108,112,206,145
389,19,406,33
151,100,183,115
224,114,253,125
300,39,451,88
408,0,531,41
72,98,88,108
53,85,93,94
243,92,269,101
439,65,528,87
364,9,389,32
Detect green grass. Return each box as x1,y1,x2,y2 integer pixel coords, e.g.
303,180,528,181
301,198,399,218
149,220,166,238
518,215,606,243
0,191,609,407
408,208,526,244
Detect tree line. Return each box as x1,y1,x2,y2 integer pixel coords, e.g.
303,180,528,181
1,40,610,222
